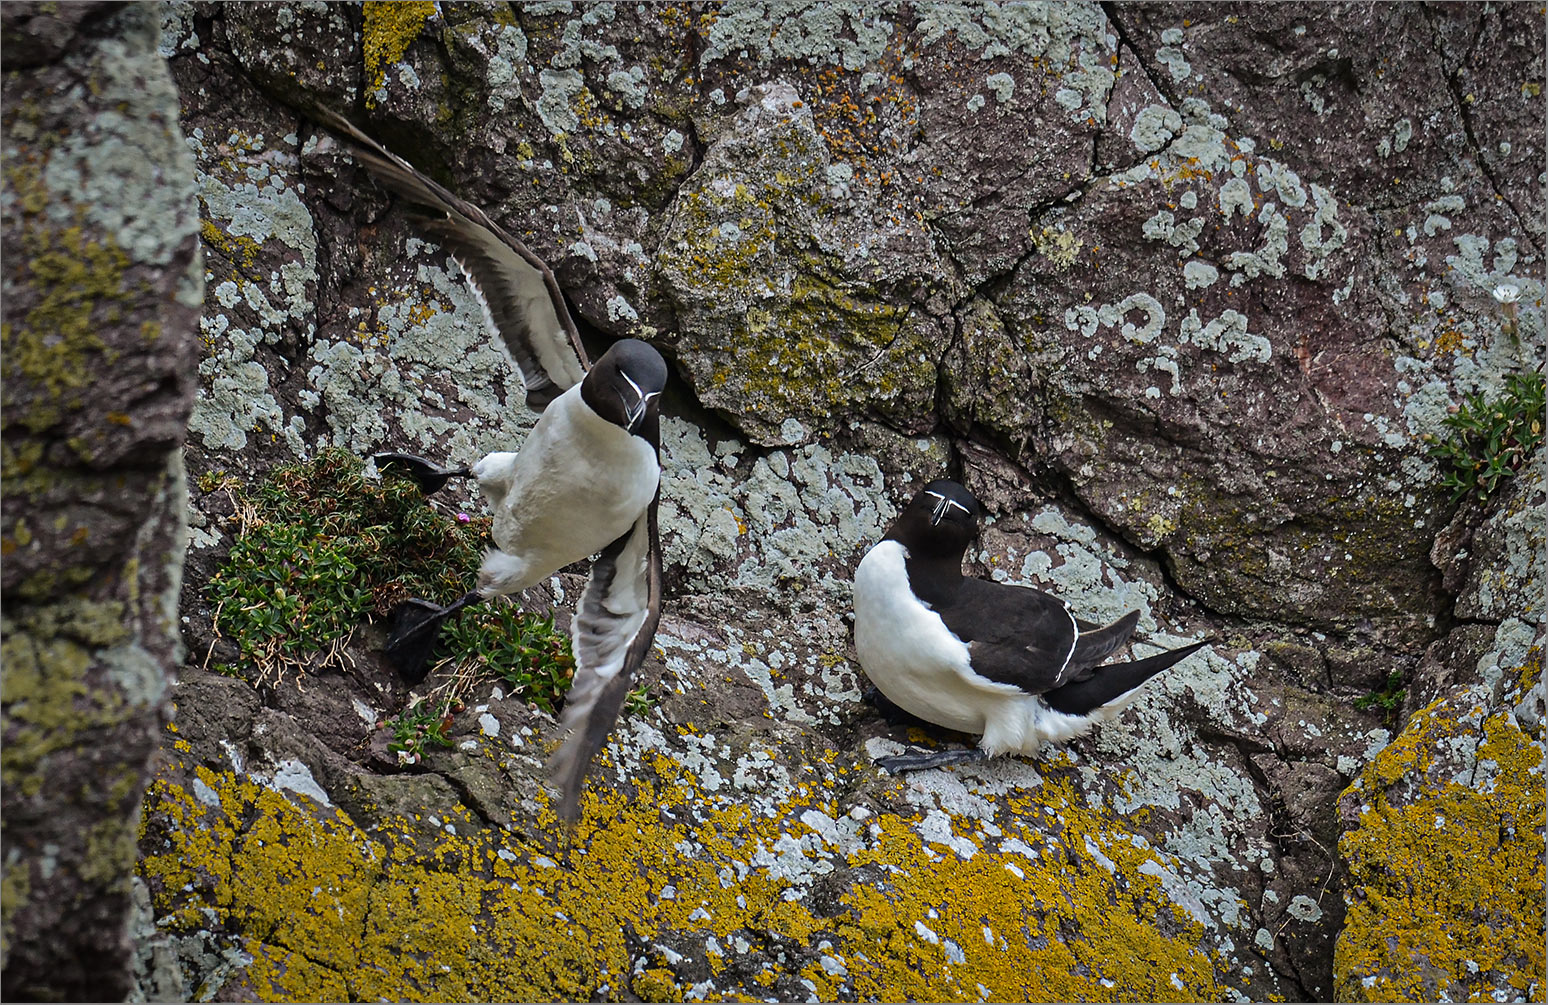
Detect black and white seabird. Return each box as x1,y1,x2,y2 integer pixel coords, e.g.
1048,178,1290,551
315,109,665,822
853,479,1209,772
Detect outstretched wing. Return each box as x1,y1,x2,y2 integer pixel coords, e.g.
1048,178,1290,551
311,106,589,407
548,461,662,822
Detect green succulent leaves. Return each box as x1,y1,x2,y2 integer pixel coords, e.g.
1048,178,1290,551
1427,373,1545,505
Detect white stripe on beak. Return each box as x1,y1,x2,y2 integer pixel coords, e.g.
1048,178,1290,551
924,490,970,526
618,372,659,431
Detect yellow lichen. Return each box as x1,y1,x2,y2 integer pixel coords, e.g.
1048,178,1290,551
1335,650,1546,1002
362,1,438,105
139,737,1223,1001
1032,226,1084,270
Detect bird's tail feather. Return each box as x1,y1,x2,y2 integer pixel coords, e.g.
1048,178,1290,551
1044,640,1211,716
1064,610,1141,678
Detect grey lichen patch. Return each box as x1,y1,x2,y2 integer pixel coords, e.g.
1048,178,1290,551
986,503,1163,629
1453,448,1546,623
29,13,200,269
308,249,537,469
1298,184,1347,279
185,127,320,455
657,418,894,599
1183,259,1220,289
537,68,585,135
1156,26,1192,82
700,1,895,70
1179,308,1270,364
1131,104,1183,154
656,82,940,444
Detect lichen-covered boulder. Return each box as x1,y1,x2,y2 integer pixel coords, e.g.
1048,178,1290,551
1335,448,1546,1002
128,1,1546,1002
1336,633,1544,1002
1,1,202,998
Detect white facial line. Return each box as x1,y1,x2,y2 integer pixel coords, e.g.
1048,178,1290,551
618,371,659,429
924,490,971,515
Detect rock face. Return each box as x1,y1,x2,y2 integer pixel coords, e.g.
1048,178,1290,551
0,1,203,999
1335,450,1546,1003
121,2,1548,1002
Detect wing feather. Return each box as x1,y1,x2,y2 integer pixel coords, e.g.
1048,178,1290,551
940,578,1079,695
311,107,588,405
548,492,662,824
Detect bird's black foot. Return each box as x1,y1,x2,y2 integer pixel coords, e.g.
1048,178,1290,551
874,747,987,773
861,685,934,728
386,591,481,683
373,452,472,495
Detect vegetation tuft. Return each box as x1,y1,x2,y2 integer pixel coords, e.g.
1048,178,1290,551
201,448,597,736
1355,670,1407,729
382,697,458,766
1426,372,1545,504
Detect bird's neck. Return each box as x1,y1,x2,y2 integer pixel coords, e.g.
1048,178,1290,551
902,550,963,608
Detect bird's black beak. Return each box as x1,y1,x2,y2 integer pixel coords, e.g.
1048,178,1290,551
621,392,645,431
621,389,659,432
929,495,950,526
617,373,652,432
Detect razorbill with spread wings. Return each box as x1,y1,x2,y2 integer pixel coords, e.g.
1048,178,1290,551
853,479,1208,771
315,109,664,822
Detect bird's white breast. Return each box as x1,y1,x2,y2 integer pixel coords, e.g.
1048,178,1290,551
852,540,1024,736
476,383,658,593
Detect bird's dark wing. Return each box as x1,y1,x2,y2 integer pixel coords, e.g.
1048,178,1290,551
548,416,662,824
934,577,1081,695
1044,640,1211,716
311,107,589,408
1064,610,1141,679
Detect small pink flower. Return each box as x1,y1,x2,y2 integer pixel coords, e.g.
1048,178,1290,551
456,512,471,523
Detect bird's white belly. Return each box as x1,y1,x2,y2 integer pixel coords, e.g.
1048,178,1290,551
853,541,1012,736
474,385,658,594
853,540,1111,757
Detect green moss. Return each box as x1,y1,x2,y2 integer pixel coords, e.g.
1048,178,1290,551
78,814,140,889
0,211,133,431
1335,649,1546,1002
0,619,102,796
206,450,579,710
661,178,933,433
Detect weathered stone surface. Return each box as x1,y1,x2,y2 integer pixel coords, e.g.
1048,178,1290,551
1336,450,1546,1001
1,1,202,999
122,2,1547,1002
1335,630,1544,1003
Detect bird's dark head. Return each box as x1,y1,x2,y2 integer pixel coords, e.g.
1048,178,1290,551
583,339,667,433
886,479,980,559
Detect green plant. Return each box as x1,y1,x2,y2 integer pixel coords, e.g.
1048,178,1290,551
1426,372,1546,504
1355,671,1406,729
202,448,655,744
437,606,576,713
206,448,490,679
383,697,457,765
624,685,652,717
